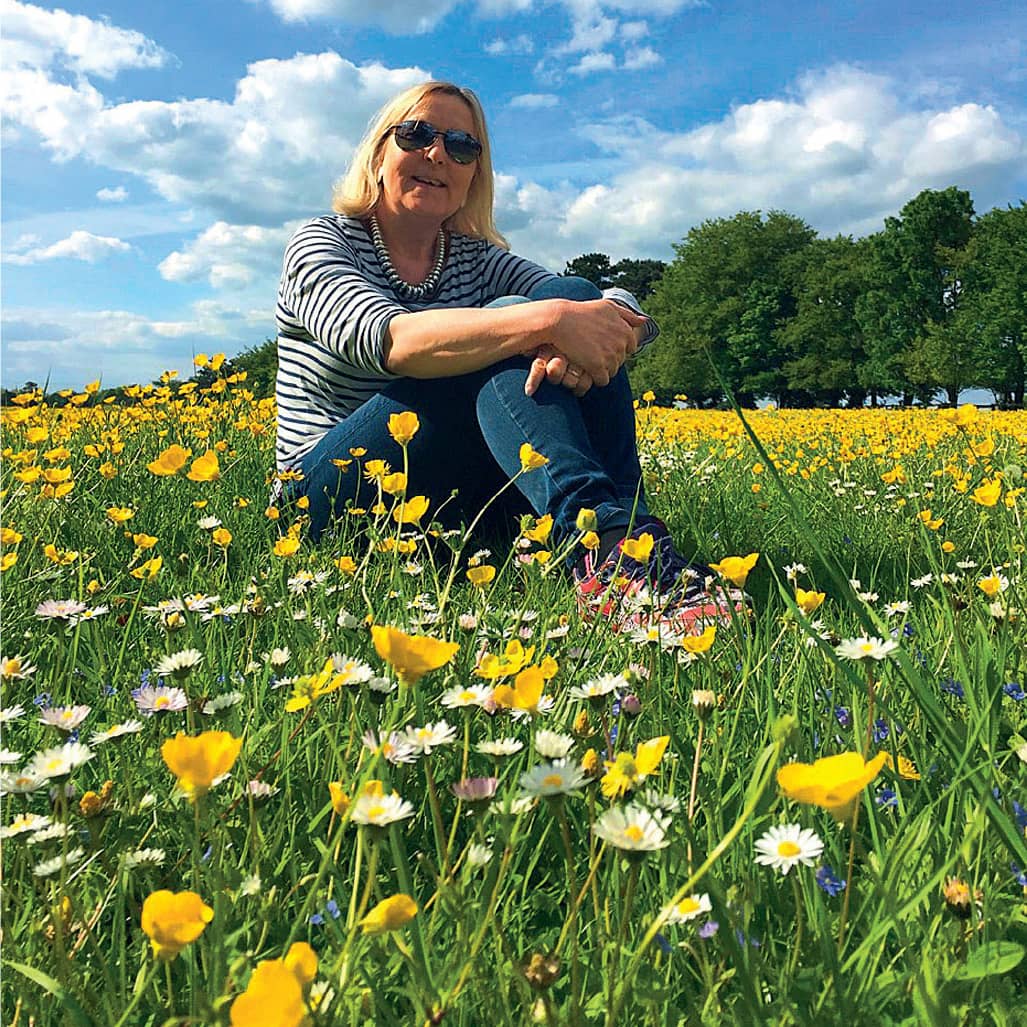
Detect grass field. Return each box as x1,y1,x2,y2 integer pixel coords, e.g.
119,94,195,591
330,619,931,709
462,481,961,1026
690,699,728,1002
2,375,1026,1026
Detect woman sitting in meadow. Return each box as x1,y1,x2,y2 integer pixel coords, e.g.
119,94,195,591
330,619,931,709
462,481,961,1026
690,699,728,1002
274,80,739,633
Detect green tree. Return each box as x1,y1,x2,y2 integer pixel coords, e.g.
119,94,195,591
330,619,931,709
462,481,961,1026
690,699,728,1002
563,253,614,289
855,187,975,403
777,236,870,406
959,203,1027,407
231,338,279,399
637,210,816,404
610,258,665,301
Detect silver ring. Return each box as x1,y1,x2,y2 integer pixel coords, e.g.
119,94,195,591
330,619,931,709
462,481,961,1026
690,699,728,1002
566,367,580,379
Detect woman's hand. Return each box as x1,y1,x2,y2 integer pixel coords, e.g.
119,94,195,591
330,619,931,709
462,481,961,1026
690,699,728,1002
536,299,645,388
524,345,595,397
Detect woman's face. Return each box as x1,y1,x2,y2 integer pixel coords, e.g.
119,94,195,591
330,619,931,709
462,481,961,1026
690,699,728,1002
375,92,479,227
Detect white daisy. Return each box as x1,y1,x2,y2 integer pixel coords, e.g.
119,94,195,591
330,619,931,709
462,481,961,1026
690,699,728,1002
27,822,74,845
33,847,85,877
883,601,911,618
0,705,26,723
336,608,360,629
69,605,109,626
464,842,493,869
238,872,262,896
202,691,244,714
25,741,95,779
265,647,291,668
329,654,375,685
350,791,415,826
133,685,188,715
35,599,87,621
834,637,899,661
363,730,417,765
910,574,934,589
0,812,51,839
490,795,536,816
89,720,143,745
533,730,575,759
404,721,458,755
0,771,45,795
664,892,712,924
246,780,279,799
123,847,167,868
519,759,588,798
39,705,91,732
197,516,222,531
754,823,824,875
440,683,492,709
154,649,203,679
476,737,524,758
568,673,626,701
1,655,36,681
593,805,669,852
0,749,22,765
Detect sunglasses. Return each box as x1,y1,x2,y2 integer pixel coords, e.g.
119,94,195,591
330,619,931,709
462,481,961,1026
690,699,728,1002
391,120,482,165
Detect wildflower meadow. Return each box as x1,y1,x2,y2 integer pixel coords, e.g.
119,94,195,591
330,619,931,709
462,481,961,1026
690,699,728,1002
2,370,1026,1026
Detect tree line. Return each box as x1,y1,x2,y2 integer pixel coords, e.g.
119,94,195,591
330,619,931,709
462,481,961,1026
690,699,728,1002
612,188,1024,408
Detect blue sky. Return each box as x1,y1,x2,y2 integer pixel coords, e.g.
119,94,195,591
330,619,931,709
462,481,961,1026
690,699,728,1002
2,0,1024,390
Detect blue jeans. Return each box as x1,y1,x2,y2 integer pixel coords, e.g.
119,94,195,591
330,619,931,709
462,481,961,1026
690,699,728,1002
298,275,652,546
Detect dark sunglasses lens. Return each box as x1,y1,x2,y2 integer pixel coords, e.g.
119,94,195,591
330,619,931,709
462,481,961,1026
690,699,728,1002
394,121,434,151
444,132,481,164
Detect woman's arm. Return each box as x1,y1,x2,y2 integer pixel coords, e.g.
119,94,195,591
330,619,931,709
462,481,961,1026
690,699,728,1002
383,298,645,386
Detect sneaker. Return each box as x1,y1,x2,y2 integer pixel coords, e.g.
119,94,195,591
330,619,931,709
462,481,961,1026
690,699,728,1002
573,522,748,636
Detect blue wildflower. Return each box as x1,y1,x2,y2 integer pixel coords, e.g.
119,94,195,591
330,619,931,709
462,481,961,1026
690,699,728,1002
873,719,889,743
698,920,719,939
835,706,850,728
654,932,672,955
876,787,898,809
815,865,846,897
309,898,341,926
1003,682,1026,701
1013,800,1027,830
940,678,964,699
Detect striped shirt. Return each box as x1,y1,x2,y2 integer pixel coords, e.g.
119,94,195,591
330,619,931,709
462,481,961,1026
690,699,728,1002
274,214,656,471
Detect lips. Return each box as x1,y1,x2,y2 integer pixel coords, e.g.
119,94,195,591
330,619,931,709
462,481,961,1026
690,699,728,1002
412,176,446,188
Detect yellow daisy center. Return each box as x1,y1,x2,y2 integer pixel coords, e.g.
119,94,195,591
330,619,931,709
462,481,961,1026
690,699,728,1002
625,825,645,843
777,841,801,858
542,774,563,788
155,696,171,709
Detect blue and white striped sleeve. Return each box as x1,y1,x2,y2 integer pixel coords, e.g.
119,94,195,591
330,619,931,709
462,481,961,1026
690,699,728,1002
281,219,406,377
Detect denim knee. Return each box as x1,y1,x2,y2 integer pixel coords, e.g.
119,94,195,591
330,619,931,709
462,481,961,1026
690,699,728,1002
528,276,603,303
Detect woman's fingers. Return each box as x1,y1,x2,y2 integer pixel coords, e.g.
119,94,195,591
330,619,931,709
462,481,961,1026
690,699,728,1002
524,355,549,396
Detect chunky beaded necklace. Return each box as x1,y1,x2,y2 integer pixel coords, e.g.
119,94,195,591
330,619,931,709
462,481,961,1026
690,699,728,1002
369,214,446,301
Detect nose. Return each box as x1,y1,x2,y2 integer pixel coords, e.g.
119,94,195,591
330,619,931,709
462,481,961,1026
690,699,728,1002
423,134,448,162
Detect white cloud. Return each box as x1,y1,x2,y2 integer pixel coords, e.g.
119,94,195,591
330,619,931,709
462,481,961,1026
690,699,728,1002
1,0,171,78
96,186,128,202
2,230,131,265
508,92,559,108
568,51,616,75
620,19,648,41
1,301,272,390
622,46,660,70
500,65,1024,268
159,221,299,288
485,33,535,55
4,46,430,223
261,0,460,33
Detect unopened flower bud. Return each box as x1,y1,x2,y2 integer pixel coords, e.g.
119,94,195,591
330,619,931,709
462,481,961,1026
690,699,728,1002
691,689,716,720
942,876,980,919
621,694,642,717
575,508,597,533
572,709,591,737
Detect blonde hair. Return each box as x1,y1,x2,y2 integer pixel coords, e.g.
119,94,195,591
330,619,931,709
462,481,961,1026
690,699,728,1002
332,81,508,250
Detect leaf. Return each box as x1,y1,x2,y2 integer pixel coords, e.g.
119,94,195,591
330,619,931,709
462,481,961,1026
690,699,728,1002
954,941,1025,980
2,961,94,1025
